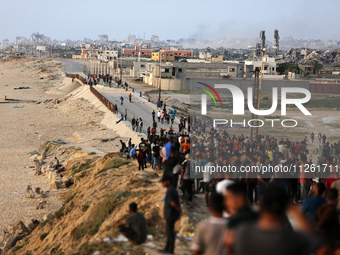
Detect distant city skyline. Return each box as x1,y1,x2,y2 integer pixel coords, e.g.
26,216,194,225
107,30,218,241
1,0,339,42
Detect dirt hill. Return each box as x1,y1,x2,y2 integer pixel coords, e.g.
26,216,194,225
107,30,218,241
5,143,199,255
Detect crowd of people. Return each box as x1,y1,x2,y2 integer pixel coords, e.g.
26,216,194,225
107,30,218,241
117,110,340,254
109,86,340,254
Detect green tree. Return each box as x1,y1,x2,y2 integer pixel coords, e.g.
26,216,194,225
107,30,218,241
311,61,323,74
276,63,301,75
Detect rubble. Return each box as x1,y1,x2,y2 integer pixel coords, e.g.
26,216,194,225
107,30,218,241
42,213,54,221
13,86,30,90
26,184,35,198
7,221,30,239
49,179,65,190
36,200,47,210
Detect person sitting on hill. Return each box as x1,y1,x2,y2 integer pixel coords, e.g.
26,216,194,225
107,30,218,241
116,114,124,124
113,202,147,245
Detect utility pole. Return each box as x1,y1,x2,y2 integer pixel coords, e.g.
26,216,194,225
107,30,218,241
255,49,265,139
158,50,162,100
250,67,260,141
120,44,123,82
115,45,118,79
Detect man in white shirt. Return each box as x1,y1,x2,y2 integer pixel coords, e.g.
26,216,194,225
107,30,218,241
278,141,285,154
304,149,312,163
157,110,161,122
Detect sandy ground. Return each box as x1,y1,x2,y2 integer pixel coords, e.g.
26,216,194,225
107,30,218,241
0,58,120,230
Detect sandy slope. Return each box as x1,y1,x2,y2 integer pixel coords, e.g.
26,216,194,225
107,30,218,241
0,58,120,230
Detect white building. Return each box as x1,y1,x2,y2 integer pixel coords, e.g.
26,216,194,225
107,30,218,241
98,48,118,62
245,55,277,76
199,52,212,60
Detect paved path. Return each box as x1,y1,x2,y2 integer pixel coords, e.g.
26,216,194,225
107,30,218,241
95,86,178,136
57,59,182,136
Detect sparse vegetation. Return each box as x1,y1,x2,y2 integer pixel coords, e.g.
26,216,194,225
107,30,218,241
100,137,118,143
88,152,97,155
12,245,24,252
71,190,131,240
54,207,64,219
66,192,77,202
40,233,49,241
96,158,130,176
71,161,91,176
82,204,90,212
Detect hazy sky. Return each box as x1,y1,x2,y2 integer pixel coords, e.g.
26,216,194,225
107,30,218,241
1,0,339,42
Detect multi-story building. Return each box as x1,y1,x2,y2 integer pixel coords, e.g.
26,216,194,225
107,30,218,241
15,37,28,45
80,46,99,60
133,61,245,90
122,46,152,57
98,35,109,43
98,48,118,61
1,39,10,47
199,52,212,60
29,33,50,44
151,49,193,61
245,55,277,76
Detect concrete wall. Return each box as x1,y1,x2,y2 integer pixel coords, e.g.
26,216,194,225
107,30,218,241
152,77,184,90
185,78,310,92
144,76,310,92
71,86,146,146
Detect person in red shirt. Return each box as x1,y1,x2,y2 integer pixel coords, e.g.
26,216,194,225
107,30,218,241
325,157,338,189
294,142,300,154
300,154,311,202
234,139,240,152
182,141,190,154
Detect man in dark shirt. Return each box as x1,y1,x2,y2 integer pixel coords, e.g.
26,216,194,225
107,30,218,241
164,146,179,179
314,188,340,248
231,184,318,255
139,138,147,168
152,110,155,121
120,140,126,153
152,141,160,170
225,182,258,229
225,182,259,253
114,202,147,245
158,175,182,254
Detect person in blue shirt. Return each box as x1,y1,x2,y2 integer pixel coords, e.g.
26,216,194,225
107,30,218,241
120,96,124,105
170,113,175,124
116,114,124,124
129,145,136,158
273,147,283,165
302,181,326,226
164,136,174,161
